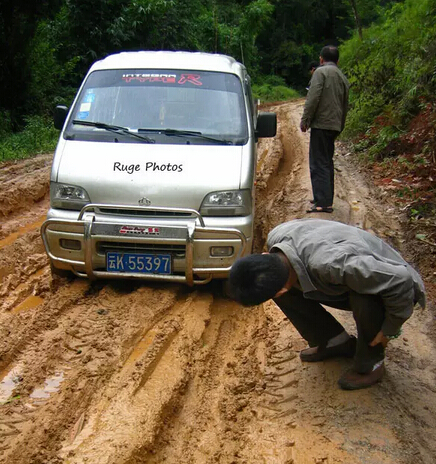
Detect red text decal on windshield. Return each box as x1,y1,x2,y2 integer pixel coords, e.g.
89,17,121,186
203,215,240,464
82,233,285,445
122,74,176,83
178,74,202,86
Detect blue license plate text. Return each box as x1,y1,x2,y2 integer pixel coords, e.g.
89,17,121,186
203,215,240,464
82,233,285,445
107,252,171,274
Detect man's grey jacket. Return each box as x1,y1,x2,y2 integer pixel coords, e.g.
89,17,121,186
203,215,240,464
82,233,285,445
267,219,426,337
301,62,350,132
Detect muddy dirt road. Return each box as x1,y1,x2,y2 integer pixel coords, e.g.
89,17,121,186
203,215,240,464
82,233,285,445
1,101,435,464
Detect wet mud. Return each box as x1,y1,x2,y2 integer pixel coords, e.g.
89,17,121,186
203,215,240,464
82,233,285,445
0,101,435,464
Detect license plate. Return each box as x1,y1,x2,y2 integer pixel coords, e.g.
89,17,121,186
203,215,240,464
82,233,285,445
106,252,171,274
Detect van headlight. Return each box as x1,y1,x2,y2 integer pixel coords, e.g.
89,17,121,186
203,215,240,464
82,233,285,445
200,190,251,216
50,182,90,210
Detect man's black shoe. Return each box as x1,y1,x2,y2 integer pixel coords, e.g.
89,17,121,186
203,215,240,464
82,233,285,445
300,336,357,362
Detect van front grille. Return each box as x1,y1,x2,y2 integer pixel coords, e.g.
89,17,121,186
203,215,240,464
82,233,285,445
99,208,193,217
97,241,186,257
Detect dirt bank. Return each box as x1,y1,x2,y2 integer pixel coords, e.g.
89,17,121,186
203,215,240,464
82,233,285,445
0,101,435,464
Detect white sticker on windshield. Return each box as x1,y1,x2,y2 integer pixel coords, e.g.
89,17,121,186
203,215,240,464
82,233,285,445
80,103,91,112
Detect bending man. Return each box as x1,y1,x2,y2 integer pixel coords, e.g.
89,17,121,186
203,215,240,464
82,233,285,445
228,219,425,390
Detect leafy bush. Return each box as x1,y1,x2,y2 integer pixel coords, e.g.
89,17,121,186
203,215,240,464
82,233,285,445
253,76,300,102
366,126,402,161
0,116,58,162
340,0,436,146
262,75,289,87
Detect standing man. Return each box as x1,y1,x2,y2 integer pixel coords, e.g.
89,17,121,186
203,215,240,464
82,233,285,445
301,46,350,213
227,219,426,390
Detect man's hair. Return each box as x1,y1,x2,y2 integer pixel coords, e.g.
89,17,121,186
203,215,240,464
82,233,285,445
228,253,289,306
320,45,339,64
308,61,319,72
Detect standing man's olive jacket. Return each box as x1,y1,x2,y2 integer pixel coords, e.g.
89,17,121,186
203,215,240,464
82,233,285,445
301,62,350,132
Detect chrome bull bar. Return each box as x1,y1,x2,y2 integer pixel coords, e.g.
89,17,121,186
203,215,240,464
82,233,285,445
41,204,247,286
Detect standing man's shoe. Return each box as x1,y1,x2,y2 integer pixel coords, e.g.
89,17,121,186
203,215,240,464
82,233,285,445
338,362,385,390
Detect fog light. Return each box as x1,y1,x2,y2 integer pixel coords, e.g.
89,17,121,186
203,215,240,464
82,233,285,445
210,246,234,257
60,239,81,250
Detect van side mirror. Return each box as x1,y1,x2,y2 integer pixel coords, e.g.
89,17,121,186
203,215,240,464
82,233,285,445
256,112,277,138
54,105,69,130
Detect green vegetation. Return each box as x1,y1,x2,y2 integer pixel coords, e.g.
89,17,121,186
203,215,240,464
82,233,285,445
253,84,300,103
1,0,436,171
0,117,58,162
340,0,436,157
253,76,300,103
336,0,436,219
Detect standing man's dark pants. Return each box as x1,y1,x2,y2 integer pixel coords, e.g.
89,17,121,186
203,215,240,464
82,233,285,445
274,288,385,373
309,128,340,207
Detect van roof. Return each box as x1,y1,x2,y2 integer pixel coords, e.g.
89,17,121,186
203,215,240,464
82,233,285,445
90,51,246,76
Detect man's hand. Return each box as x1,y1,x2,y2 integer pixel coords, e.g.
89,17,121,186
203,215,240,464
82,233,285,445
370,330,389,348
300,121,308,132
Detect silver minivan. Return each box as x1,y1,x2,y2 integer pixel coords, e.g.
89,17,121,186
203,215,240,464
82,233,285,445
41,51,276,285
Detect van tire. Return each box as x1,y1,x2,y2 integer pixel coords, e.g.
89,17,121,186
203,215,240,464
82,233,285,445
222,279,233,299
50,262,72,279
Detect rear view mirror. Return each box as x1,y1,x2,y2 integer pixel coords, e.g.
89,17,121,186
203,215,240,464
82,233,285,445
256,112,277,138
54,105,69,130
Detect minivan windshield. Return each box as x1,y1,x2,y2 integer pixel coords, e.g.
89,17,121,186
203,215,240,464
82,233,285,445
64,69,249,145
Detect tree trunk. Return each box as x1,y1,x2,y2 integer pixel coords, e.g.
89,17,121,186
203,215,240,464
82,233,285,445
349,0,363,40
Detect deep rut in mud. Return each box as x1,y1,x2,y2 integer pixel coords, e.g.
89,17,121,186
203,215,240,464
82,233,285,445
1,101,436,464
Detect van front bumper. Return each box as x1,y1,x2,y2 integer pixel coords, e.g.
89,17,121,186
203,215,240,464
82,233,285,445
41,204,250,285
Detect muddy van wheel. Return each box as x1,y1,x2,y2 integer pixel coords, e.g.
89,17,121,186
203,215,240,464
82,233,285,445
50,262,72,279
222,279,233,298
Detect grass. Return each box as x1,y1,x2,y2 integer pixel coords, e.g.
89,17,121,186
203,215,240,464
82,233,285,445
0,116,58,162
252,75,301,103
253,84,301,103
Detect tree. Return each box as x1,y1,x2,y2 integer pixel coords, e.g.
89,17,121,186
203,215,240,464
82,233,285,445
349,0,363,39
0,0,62,127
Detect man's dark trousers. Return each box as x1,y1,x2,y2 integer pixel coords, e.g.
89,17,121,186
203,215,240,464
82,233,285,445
309,128,340,207
274,288,385,373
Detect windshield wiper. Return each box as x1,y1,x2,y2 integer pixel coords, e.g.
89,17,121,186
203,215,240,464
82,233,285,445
138,128,233,145
72,120,155,143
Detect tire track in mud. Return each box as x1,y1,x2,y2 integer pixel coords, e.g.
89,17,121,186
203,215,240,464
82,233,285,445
126,294,299,464
57,290,212,464
254,101,312,252
132,296,263,464
250,303,300,464
0,280,181,464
